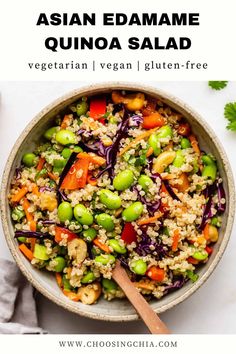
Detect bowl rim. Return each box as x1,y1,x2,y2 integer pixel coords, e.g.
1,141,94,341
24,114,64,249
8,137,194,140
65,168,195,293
1,81,235,322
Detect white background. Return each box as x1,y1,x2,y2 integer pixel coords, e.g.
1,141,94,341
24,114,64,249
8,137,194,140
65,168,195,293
0,81,236,334
0,0,236,80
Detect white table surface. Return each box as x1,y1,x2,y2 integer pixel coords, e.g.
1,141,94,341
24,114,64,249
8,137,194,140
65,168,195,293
0,81,236,334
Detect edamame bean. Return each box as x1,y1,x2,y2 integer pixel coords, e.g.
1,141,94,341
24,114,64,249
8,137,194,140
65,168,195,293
76,100,88,116
51,256,66,272
99,190,121,210
33,244,49,261
74,204,93,225
96,214,114,231
113,170,134,191
148,133,161,156
53,158,66,168
180,138,191,149
12,206,25,222
202,155,214,165
81,271,96,284
130,259,147,275
122,202,144,222
202,165,217,181
22,153,37,167
55,129,77,146
211,216,221,227
73,146,83,153
58,202,73,223
138,175,153,192
17,237,27,243
44,126,59,141
108,239,127,254
156,125,173,139
173,150,185,168
192,250,208,261
95,254,116,265
62,147,72,159
82,228,97,242
102,278,117,291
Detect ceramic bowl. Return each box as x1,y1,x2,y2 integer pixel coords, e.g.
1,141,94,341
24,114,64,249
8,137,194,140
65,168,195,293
1,82,235,321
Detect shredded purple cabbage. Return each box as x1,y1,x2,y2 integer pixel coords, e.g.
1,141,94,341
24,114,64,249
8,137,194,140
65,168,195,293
129,114,143,127
217,180,226,213
164,276,185,294
133,186,161,215
118,255,129,269
163,180,180,201
15,230,53,239
15,167,22,180
135,231,167,259
41,220,55,225
39,186,55,192
81,140,106,157
112,103,124,115
57,189,69,202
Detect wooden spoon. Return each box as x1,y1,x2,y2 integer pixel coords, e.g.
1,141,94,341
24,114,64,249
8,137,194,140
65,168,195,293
112,260,170,334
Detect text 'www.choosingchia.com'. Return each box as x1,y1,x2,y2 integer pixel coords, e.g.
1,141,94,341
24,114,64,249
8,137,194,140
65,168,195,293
58,340,178,348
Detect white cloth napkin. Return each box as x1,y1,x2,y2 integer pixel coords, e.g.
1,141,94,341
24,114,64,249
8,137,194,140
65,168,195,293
0,259,46,334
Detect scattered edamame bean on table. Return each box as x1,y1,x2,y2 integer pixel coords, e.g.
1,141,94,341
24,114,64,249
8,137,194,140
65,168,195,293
9,90,226,305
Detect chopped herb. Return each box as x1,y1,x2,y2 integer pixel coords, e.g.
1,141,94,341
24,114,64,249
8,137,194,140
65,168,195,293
224,102,236,131
208,81,228,90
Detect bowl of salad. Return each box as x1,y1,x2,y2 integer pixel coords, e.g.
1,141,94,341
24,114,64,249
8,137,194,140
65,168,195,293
1,83,235,321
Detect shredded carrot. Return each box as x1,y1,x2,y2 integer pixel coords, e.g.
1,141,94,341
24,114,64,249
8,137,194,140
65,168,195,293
55,273,63,288
36,157,46,171
11,186,28,203
118,127,159,156
61,114,72,129
93,238,111,253
172,230,180,252
32,185,40,196
203,223,210,240
29,220,37,231
22,198,33,222
146,146,154,157
63,290,81,302
19,244,34,261
189,134,201,155
137,211,163,226
47,171,58,181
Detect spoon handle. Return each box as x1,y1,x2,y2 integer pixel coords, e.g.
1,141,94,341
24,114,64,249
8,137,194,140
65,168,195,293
112,261,170,334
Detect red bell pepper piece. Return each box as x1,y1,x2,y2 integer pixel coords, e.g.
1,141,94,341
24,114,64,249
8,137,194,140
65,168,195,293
121,223,137,244
205,246,213,255
90,96,106,120
55,226,77,244
146,266,165,282
60,153,90,190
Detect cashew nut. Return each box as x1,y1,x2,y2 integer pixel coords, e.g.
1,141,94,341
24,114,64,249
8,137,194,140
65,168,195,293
67,238,87,264
39,193,57,212
78,282,102,304
153,151,176,173
111,91,145,111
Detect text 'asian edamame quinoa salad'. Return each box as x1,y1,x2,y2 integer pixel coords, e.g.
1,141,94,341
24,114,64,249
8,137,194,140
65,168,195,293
9,90,226,305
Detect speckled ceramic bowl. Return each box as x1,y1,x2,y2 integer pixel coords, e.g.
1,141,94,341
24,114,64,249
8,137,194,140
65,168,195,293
1,83,235,321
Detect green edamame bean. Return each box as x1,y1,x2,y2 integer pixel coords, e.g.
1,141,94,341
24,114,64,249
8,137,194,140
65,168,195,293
202,165,217,181
122,202,144,222
51,256,66,272
102,278,117,291
173,150,185,168
53,159,66,169
82,228,97,242
22,153,37,167
62,275,72,291
73,146,83,153
12,206,25,222
62,147,72,159
156,125,173,139
44,126,59,141
113,170,134,191
17,237,27,243
55,129,77,146
138,175,153,192
99,189,121,210
192,250,208,261
81,271,96,284
130,259,147,275
186,270,199,283
202,155,214,165
148,133,161,156
74,204,93,225
53,166,63,175
108,239,127,254
180,138,191,149
96,214,114,231
76,100,88,116
33,244,49,261
95,254,116,265
211,216,221,227
58,202,73,223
